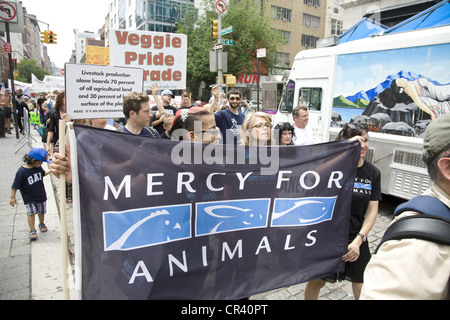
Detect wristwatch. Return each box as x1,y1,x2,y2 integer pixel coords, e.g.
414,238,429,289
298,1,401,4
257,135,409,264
357,233,367,242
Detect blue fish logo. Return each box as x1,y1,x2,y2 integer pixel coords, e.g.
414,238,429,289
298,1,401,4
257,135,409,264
271,197,336,227
196,199,270,236
103,204,191,251
354,182,372,190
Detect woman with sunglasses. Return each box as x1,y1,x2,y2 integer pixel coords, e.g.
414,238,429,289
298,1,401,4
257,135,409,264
305,122,381,300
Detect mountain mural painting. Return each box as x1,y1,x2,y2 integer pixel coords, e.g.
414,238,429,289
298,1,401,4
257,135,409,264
332,43,450,136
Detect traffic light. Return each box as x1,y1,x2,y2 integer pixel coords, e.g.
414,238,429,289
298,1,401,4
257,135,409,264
225,74,236,87
48,30,57,44
40,30,49,43
212,20,219,38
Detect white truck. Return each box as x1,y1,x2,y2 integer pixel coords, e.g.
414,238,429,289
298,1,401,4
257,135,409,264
273,25,450,200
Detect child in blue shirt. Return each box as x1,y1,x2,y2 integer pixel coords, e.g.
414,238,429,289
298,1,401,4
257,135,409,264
10,148,51,240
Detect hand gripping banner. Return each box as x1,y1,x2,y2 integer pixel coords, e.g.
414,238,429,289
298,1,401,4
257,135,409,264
70,124,360,299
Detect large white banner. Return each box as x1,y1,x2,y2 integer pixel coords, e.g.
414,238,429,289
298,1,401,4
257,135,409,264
109,29,187,91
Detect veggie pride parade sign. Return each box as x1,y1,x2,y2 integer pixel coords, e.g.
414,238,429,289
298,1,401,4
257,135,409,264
109,29,187,90
71,124,359,299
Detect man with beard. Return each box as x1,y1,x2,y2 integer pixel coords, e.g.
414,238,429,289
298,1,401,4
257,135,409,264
214,89,245,144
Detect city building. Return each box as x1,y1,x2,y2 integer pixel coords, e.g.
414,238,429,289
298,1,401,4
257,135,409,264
104,0,196,46
73,29,101,63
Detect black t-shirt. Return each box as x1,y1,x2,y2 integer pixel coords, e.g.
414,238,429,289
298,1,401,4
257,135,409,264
47,110,62,143
349,161,382,237
11,166,47,204
151,105,177,134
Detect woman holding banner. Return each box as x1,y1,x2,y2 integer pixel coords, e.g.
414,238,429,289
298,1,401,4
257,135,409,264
304,123,381,300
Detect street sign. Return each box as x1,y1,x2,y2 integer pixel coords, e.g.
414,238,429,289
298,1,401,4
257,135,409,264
215,0,227,14
3,42,11,53
0,1,18,23
222,39,234,46
213,43,223,51
221,26,232,35
257,48,267,58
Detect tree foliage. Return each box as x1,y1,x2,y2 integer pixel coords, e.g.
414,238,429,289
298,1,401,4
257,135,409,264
176,0,284,85
16,59,50,83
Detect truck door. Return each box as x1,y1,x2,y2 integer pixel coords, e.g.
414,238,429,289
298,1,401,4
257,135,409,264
297,79,328,143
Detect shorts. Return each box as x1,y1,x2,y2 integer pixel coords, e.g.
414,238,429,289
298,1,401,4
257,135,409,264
26,202,47,216
323,237,371,284
0,107,11,119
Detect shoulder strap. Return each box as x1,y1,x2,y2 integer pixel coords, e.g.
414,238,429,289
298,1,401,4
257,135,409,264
375,215,450,253
143,126,158,138
394,195,450,220
376,195,450,253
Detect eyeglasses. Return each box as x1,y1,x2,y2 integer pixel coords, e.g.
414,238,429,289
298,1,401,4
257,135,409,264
252,123,271,129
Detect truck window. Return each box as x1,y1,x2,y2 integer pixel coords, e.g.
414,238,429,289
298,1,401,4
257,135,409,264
280,80,295,113
299,87,322,111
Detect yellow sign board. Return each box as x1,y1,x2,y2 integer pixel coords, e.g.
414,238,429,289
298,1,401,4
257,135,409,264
86,46,110,65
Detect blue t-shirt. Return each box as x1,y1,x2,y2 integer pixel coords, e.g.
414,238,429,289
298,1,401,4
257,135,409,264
122,126,160,138
214,109,245,144
11,166,47,204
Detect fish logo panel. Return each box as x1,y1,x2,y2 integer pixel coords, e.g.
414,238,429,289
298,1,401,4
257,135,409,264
196,199,271,236
103,204,191,251
271,197,336,227
354,182,372,190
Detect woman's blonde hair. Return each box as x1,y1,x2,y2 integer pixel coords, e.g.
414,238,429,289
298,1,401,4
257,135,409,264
240,111,273,146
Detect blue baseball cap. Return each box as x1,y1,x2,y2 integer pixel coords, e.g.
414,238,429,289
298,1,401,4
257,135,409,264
28,148,51,163
161,89,175,98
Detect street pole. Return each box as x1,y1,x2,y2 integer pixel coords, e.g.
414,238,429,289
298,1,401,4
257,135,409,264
217,13,223,94
5,22,19,139
256,57,260,111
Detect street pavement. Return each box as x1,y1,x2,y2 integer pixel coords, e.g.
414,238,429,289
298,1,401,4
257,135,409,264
0,125,396,300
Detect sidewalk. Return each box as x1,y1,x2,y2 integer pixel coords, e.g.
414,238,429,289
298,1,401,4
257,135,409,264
0,126,73,300
0,125,393,300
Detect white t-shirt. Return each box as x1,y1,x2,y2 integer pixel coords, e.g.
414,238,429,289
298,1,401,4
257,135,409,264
293,126,314,146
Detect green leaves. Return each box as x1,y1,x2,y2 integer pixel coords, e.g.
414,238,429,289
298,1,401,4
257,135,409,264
176,0,284,85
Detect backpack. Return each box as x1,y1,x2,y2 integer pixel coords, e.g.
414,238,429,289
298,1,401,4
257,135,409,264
375,195,450,253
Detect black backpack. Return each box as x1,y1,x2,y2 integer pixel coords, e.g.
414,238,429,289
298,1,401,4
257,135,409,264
375,195,450,253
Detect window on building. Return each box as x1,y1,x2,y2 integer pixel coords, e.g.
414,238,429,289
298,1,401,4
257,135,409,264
301,34,319,48
331,19,343,35
303,13,320,28
334,0,339,13
274,29,291,44
135,0,145,26
277,52,290,68
271,6,292,22
303,0,321,8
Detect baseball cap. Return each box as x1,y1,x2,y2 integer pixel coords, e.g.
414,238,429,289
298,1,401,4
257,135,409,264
28,148,51,163
423,113,450,164
161,89,175,98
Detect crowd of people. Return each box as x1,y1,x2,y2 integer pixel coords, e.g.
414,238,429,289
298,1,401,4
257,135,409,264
6,82,449,300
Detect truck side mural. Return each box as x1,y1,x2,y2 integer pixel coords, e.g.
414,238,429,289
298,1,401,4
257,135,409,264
332,43,450,136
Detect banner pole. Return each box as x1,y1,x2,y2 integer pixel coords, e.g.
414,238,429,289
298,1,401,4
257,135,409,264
58,119,69,299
